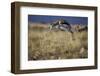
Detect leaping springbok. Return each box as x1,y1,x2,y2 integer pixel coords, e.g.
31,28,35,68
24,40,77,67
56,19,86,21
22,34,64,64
49,19,73,34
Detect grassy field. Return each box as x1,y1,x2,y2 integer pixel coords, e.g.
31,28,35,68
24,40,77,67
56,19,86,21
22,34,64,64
28,23,88,60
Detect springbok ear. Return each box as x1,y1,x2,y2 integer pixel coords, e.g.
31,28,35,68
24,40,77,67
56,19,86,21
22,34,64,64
50,23,53,25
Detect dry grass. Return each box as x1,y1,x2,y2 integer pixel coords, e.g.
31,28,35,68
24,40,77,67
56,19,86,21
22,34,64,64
28,24,88,60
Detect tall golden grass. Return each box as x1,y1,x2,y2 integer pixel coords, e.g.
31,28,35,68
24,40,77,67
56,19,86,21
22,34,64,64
28,24,88,60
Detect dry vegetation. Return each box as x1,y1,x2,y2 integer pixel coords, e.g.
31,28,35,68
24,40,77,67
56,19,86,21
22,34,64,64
28,23,88,60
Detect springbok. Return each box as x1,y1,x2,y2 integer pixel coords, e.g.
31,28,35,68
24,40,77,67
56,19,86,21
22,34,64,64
49,19,73,34
75,25,88,32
